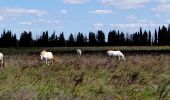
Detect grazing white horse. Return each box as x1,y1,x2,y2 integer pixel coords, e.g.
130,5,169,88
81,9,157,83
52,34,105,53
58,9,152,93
40,50,56,65
77,49,82,56
107,50,125,61
0,53,4,67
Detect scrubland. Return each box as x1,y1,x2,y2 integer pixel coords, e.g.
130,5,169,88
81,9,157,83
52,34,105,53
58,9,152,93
0,52,170,99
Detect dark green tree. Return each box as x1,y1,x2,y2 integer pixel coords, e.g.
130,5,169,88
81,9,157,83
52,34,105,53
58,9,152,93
68,33,75,46
19,31,33,47
148,30,151,46
49,31,56,47
108,30,117,46
76,32,84,46
154,29,158,45
119,32,125,45
88,32,96,46
58,32,65,46
0,29,17,47
97,30,105,46
143,30,148,46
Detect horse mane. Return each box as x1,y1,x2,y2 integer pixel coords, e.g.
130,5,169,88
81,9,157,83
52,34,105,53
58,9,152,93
42,50,46,52
41,50,47,54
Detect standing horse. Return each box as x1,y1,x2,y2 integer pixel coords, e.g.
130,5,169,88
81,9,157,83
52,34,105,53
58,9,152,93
106,50,125,61
77,49,82,56
40,50,57,65
0,53,4,67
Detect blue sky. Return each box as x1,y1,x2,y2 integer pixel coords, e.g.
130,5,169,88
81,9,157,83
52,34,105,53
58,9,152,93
0,0,170,39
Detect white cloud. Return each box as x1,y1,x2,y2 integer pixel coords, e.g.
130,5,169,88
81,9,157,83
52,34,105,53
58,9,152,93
126,15,137,22
0,16,4,21
0,7,46,17
152,3,170,15
63,0,90,4
110,23,166,33
54,20,60,23
101,0,150,9
19,19,61,25
165,19,170,23
0,25,4,28
90,9,112,14
126,15,155,24
154,0,170,3
112,14,167,32
20,21,32,25
61,9,68,14
94,23,103,30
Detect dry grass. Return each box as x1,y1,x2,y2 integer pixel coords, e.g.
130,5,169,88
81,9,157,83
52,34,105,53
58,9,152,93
0,53,170,99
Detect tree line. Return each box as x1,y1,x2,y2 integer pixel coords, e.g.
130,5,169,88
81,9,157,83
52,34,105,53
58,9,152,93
0,25,170,47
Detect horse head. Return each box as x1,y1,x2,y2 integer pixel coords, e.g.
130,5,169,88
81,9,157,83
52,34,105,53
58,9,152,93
40,50,46,55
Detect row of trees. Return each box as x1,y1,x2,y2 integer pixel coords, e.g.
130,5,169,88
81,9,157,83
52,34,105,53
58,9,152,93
0,25,170,47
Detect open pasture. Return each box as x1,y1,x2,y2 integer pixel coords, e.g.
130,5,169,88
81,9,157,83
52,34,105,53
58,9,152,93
1,46,170,55
0,50,170,99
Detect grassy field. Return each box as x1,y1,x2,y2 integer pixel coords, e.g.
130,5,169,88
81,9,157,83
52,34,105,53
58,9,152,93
1,46,170,54
0,51,170,99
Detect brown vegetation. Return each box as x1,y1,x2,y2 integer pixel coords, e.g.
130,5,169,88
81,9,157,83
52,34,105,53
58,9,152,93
0,53,170,99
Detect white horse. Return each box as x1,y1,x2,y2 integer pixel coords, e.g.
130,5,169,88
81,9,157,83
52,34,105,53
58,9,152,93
77,49,82,56
0,53,4,67
40,50,56,65
106,50,125,61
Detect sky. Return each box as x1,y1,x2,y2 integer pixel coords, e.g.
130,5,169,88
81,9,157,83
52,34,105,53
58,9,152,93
0,0,170,39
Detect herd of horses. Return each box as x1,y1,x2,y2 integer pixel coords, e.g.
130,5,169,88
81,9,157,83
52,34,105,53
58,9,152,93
0,49,125,67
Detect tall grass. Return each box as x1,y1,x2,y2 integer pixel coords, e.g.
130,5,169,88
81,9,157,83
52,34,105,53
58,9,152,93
0,53,170,99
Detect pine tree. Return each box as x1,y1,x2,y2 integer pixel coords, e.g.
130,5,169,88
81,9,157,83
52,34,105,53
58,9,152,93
19,31,33,47
97,30,105,46
68,33,75,46
89,32,96,46
148,31,151,46
58,32,65,46
76,32,84,46
154,29,158,45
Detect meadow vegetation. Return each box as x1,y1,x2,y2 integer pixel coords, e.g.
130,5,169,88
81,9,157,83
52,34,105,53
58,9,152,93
1,46,170,54
0,52,170,99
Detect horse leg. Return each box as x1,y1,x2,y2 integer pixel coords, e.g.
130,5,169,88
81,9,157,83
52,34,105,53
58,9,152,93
2,59,4,67
51,59,54,65
0,60,3,68
118,56,120,60
45,58,48,65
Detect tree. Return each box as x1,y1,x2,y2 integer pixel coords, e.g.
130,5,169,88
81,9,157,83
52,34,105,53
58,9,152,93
158,26,161,45
76,32,84,46
148,30,151,46
119,32,125,45
12,34,18,47
158,25,168,45
108,30,117,46
88,32,96,46
154,29,158,45
168,24,170,32
35,31,49,47
132,32,139,45
68,33,75,46
58,32,65,46
97,30,105,46
143,30,148,46
19,31,33,47
49,31,56,47
0,29,17,47
125,33,132,46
